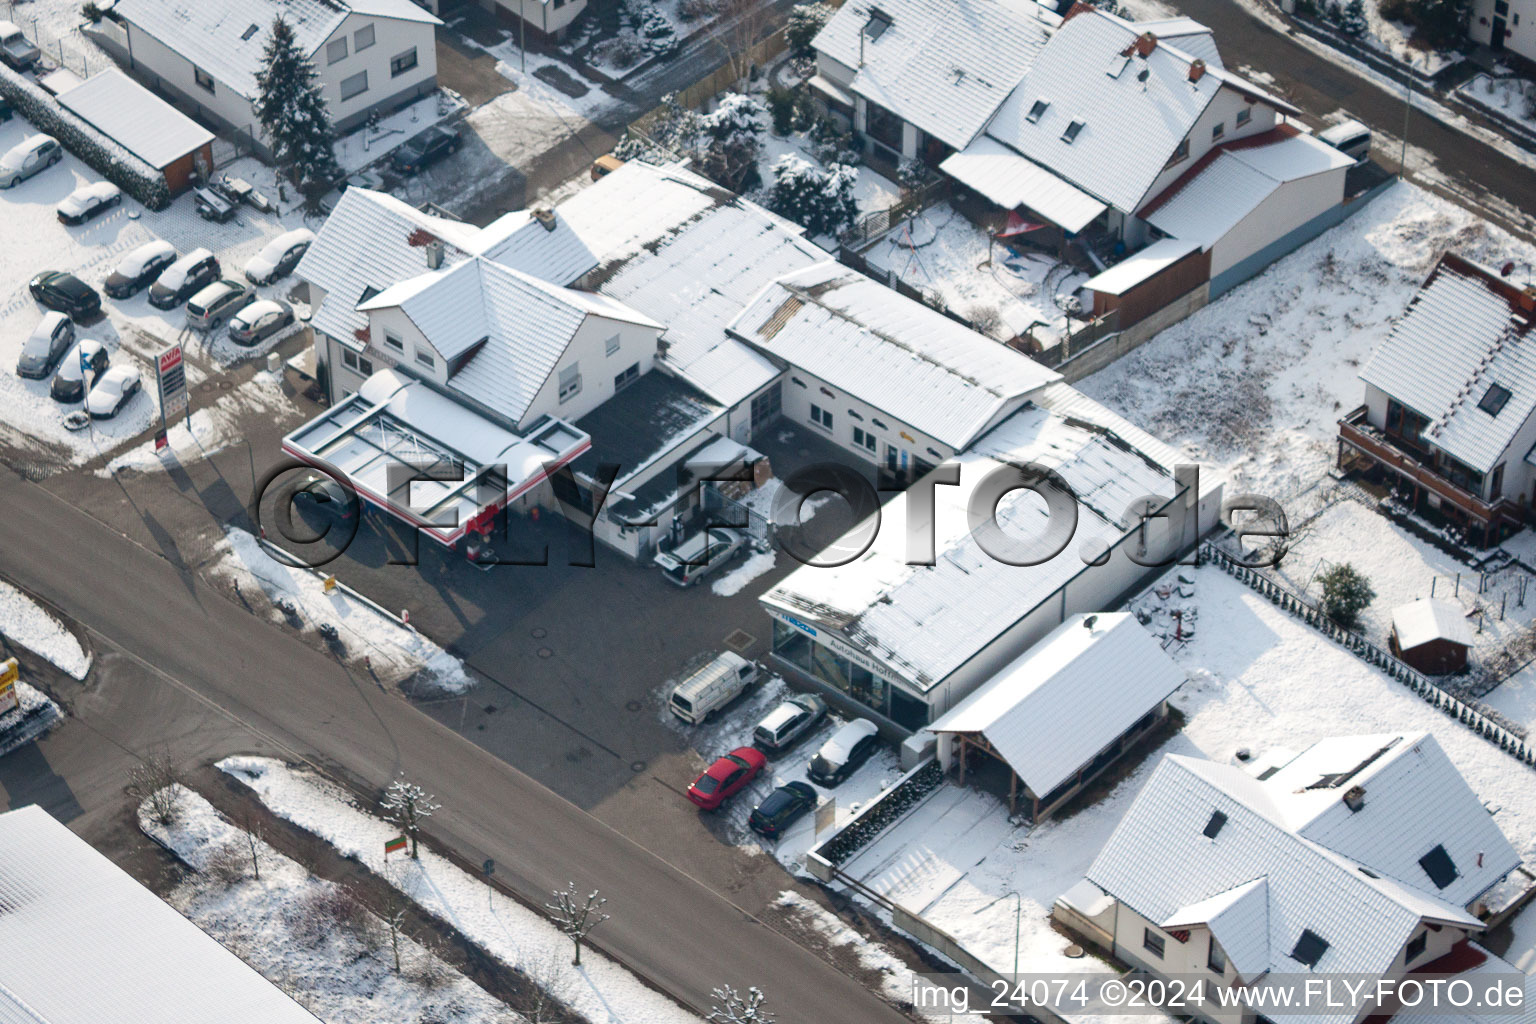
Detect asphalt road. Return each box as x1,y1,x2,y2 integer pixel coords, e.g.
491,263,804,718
0,464,908,1024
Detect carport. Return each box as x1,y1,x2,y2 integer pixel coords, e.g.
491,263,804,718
56,69,214,195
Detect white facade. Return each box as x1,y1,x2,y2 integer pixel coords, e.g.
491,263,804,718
1468,0,1535,60
479,0,589,40
1205,164,1344,278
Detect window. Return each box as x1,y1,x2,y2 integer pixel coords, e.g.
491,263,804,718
810,404,834,431
1492,462,1506,500
341,349,373,375
847,408,864,421
605,333,620,356
340,71,369,101
1061,120,1085,143
1027,99,1050,122
390,47,419,77
383,331,404,352
1166,137,1190,166
1203,810,1228,839
1495,0,1508,12
853,427,877,452
1208,938,1227,975
1212,121,1225,140
1405,931,1428,965
1479,383,1512,416
790,376,807,388
1419,845,1458,889
864,8,892,40
1290,930,1329,968
1106,55,1129,78
558,363,582,401
751,383,781,426
327,37,348,64
415,349,435,370
865,101,903,152
1143,929,1166,958
614,363,639,390
354,23,376,50
241,23,260,41
871,417,888,430
193,66,215,94
553,0,567,8
1236,106,1252,126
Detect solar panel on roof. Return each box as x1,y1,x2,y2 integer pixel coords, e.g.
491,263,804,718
1418,844,1458,889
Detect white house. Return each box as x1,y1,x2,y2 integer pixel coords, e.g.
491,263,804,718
109,0,439,149
1057,732,1524,1024
1468,0,1534,61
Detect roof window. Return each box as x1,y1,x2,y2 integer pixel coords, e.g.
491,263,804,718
1202,810,1227,839
1479,383,1512,416
1061,120,1085,144
1290,930,1329,968
1419,845,1458,890
1106,55,1130,78
241,23,261,41
864,8,892,40
1027,99,1050,123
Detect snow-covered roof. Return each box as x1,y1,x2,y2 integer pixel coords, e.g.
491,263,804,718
928,613,1186,795
1082,238,1201,296
812,0,1058,150
1087,732,1519,1009
1132,16,1223,66
938,135,1106,232
985,8,1297,213
730,262,1057,449
0,805,323,1024
1392,598,1475,650
57,69,213,168
1359,253,1536,475
762,387,1187,690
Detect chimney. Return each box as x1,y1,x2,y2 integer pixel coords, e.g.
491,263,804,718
425,240,444,270
533,207,557,232
1188,58,1206,82
1343,785,1366,812
1135,31,1157,56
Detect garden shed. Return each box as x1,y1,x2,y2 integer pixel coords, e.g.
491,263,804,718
56,68,213,195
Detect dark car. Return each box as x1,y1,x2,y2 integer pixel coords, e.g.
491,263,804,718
148,248,219,310
29,271,101,320
748,782,817,839
807,719,881,788
104,240,177,299
50,339,108,403
391,125,462,175
289,471,357,524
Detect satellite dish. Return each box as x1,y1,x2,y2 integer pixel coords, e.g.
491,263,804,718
1137,67,1151,82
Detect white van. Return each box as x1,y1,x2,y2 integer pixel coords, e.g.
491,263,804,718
1317,119,1371,164
668,652,759,724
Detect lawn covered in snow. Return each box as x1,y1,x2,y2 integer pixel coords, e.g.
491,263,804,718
1457,75,1536,134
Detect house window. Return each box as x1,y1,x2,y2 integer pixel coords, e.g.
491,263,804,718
604,334,621,356
1419,845,1458,889
1236,106,1252,126
1479,383,1512,415
1290,930,1329,968
1385,399,1429,442
354,24,376,50
853,427,877,452
558,363,582,402
1495,0,1508,12
1208,938,1227,974
1212,121,1225,140
193,66,216,94
340,71,369,101
810,404,834,431
614,363,639,390
554,0,567,8
327,38,348,64
1165,137,1190,167
383,331,405,352
341,349,373,375
391,47,419,77
1143,929,1166,959
415,348,435,370
865,101,904,152
1405,931,1428,965
751,383,782,426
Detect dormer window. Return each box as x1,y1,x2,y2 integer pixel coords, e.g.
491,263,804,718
1479,383,1512,416
1061,120,1085,143
1027,99,1050,123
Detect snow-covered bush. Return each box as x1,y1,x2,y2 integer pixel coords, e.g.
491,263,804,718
594,31,646,69
614,92,700,161
785,2,835,58
697,92,767,190
1340,0,1368,33
766,153,858,236
0,63,171,209
807,114,860,166
1319,563,1375,628
255,17,342,199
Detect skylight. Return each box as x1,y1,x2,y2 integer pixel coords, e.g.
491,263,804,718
864,8,893,41
241,23,260,41
1419,845,1458,890
1202,810,1227,839
1290,930,1329,968
1061,121,1085,144
1027,100,1049,123
1106,55,1130,78
1479,383,1512,416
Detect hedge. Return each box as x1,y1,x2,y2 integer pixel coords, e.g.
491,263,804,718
0,62,171,210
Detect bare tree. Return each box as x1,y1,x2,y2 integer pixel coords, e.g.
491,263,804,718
546,882,609,967
708,985,774,1023
380,773,438,859
379,861,411,973
236,805,265,880
126,752,182,826
523,945,578,1023
719,0,771,87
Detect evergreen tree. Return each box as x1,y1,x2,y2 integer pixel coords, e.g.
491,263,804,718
1341,0,1368,34
766,154,858,237
254,17,342,197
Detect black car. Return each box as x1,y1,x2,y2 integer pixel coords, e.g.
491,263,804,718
147,249,219,310
104,240,177,299
289,471,357,524
50,340,108,403
391,125,462,175
29,271,101,320
748,782,817,839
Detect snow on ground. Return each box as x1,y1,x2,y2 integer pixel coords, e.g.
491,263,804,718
209,528,475,694
711,549,776,596
140,786,519,1023
0,680,63,757
1348,0,1460,76
333,92,469,174
98,369,289,476
450,12,619,122
219,756,705,1024
1457,75,1536,134
859,203,1089,341
0,578,90,679
756,132,902,218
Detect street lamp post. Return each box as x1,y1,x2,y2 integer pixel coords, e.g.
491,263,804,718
975,889,1024,980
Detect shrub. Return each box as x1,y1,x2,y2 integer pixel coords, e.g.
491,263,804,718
767,88,796,135
766,153,859,236
679,0,720,18
1319,563,1375,628
81,2,105,23
785,2,835,58
697,92,766,191
1340,0,1368,33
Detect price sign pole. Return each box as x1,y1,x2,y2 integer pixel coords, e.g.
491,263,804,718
155,343,190,454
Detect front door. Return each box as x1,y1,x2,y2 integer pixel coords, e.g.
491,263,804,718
1492,14,1507,49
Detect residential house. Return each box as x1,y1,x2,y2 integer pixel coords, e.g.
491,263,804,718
469,0,588,43
1338,252,1536,546
1056,732,1524,1024
1468,0,1534,61
108,0,439,152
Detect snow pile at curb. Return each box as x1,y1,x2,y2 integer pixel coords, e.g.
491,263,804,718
0,681,63,757
218,756,705,1024
0,579,90,679
711,550,776,596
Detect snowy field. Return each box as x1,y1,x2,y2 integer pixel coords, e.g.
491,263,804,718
1458,75,1536,134
220,756,705,1024
0,578,90,679
209,528,475,694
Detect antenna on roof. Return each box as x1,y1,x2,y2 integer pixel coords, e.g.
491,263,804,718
1083,614,1098,631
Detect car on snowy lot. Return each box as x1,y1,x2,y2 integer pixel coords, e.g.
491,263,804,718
148,249,219,310
29,270,101,320
104,240,177,299
391,125,462,175
748,781,817,838
686,746,767,811
0,21,39,71
56,181,122,225
228,299,295,346
1318,119,1372,164
86,365,141,419
0,135,61,188
50,339,107,402
244,228,315,285
753,694,828,752
807,719,881,787
185,279,254,332
655,527,745,587
16,312,75,379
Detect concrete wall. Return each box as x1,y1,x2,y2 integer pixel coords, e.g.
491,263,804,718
1057,285,1210,383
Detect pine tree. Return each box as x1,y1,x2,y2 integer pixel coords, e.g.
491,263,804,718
1341,0,1368,35
254,17,342,198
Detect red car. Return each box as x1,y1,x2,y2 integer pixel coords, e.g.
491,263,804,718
687,746,767,811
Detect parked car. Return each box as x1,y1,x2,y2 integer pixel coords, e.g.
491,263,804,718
1318,119,1372,164
591,154,624,180
0,135,63,188
748,782,817,838
807,719,881,787
753,694,829,752
185,279,254,331
288,470,357,524
668,651,760,724
50,339,107,402
244,228,315,284
148,249,219,309
391,125,462,175
655,527,745,587
0,21,39,71
228,299,295,346
86,365,141,419
29,271,101,320
104,240,177,299
15,312,75,379
686,746,767,811
56,181,122,225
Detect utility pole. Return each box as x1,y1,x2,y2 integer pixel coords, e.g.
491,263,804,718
1399,58,1415,178
520,0,527,73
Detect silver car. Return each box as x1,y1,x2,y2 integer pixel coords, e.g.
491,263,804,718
0,135,62,188
185,279,254,331
16,312,74,379
654,527,746,586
